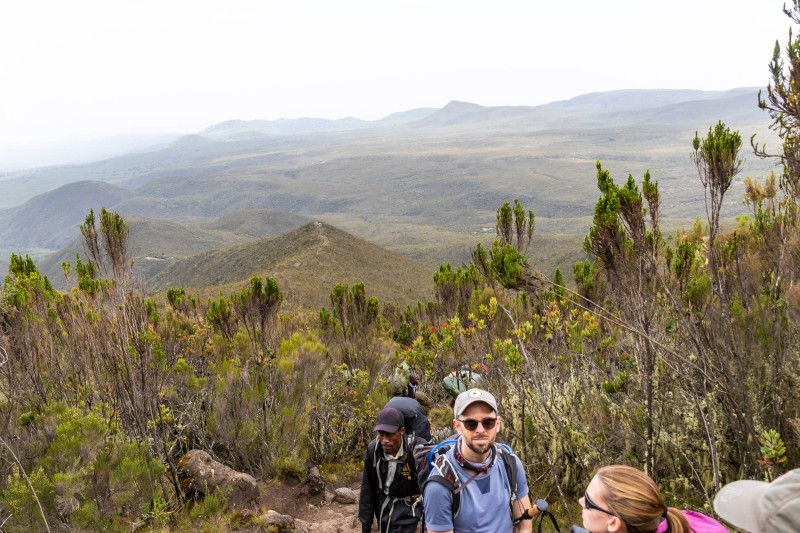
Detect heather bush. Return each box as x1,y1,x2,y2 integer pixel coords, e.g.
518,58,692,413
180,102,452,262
205,331,329,478
308,364,383,465
1,403,164,532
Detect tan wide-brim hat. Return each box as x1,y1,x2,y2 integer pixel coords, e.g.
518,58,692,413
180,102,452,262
714,469,800,532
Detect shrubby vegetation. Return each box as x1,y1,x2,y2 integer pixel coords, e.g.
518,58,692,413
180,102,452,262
2,5,800,530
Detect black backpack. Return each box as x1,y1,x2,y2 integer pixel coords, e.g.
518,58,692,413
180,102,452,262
412,439,518,518
385,396,432,442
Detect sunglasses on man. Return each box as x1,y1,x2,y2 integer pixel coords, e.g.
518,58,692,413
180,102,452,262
457,417,498,431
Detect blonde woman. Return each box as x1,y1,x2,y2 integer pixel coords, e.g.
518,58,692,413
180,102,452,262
579,465,725,533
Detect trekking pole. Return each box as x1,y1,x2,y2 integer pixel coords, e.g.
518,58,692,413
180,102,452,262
513,498,546,525
513,498,564,532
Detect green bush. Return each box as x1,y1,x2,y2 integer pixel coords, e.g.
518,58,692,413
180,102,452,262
1,403,164,532
309,364,380,464
3,465,55,533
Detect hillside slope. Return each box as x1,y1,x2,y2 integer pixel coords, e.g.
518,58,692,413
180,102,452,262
0,180,133,249
38,211,316,285
149,221,435,309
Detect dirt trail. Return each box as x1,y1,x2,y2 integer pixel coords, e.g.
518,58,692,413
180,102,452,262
260,476,363,532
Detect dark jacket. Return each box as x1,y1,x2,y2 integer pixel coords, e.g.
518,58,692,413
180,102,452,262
358,435,424,533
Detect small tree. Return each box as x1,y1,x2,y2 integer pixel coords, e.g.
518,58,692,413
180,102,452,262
327,282,378,346
206,293,236,342
433,263,482,319
473,199,541,295
231,275,283,354
583,163,666,477
79,208,131,286
692,121,743,259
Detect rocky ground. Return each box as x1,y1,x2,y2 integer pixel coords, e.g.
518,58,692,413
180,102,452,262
258,474,365,533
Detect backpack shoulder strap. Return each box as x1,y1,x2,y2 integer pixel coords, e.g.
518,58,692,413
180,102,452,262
428,451,463,517
370,438,385,491
404,435,417,475
431,452,461,489
497,445,518,504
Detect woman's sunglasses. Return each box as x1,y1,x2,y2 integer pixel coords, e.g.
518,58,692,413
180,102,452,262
583,490,615,516
457,417,498,431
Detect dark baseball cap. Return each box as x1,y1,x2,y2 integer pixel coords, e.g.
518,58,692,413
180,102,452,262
373,407,404,433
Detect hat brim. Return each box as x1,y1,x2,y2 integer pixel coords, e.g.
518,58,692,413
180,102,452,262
373,423,401,433
714,479,769,531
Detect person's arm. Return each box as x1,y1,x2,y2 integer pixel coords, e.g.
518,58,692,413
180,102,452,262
358,443,376,533
511,453,533,533
423,479,455,533
512,494,534,533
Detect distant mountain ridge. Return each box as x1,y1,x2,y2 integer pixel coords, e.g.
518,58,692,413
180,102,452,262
198,90,764,137
410,88,765,130
546,88,756,112
0,87,781,297
199,107,439,138
201,116,369,137
0,133,181,172
0,88,761,176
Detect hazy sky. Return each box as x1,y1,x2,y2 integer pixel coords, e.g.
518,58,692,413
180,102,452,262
0,0,791,152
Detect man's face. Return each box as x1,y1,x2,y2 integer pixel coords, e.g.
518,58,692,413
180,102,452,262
454,401,499,459
377,427,405,455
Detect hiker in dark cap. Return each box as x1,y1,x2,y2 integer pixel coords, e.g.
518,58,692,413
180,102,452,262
359,407,425,533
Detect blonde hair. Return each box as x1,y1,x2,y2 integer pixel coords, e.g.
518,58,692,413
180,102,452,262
595,465,690,533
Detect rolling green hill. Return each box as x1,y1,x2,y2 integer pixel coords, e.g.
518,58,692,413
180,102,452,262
149,221,436,309
0,180,133,248
37,212,313,286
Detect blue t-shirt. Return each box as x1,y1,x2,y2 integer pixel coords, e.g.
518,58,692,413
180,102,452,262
423,445,529,533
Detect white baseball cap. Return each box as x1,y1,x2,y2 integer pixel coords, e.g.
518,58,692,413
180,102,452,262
714,469,800,532
453,389,497,418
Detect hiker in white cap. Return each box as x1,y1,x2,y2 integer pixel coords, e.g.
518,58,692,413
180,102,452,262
714,468,800,532
423,388,532,532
